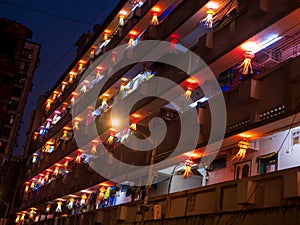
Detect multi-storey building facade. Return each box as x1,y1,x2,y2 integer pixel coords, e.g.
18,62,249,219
0,18,40,223
15,0,300,225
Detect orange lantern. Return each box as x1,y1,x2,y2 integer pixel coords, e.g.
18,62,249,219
90,47,96,59
75,154,81,164
106,130,115,145
54,165,59,176
128,32,137,47
61,81,68,92
233,140,250,160
151,9,159,25
33,131,39,141
183,159,194,179
91,140,99,154
45,99,52,111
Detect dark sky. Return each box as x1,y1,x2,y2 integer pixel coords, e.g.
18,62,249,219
0,0,120,155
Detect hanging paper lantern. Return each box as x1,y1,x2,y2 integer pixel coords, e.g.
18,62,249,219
61,129,68,140
45,118,52,129
73,119,80,131
234,140,250,160
54,166,59,176
101,98,108,109
44,172,50,183
45,99,52,111
238,50,255,75
55,201,62,213
111,51,117,64
29,209,35,219
90,47,96,59
80,194,87,205
32,154,38,164
20,213,25,221
46,204,51,213
183,159,194,179
24,184,29,193
68,72,76,83
39,126,45,136
130,119,137,131
63,161,68,168
70,92,79,105
61,81,68,92
67,198,75,209
15,214,20,223
170,33,178,49
68,74,74,84
106,130,115,145
128,32,137,47
120,81,127,92
103,30,110,41
52,110,61,124
80,80,90,93
151,10,159,26
75,154,81,164
204,8,215,28
62,102,68,112
119,11,127,26
37,176,43,185
52,91,60,101
91,140,99,154
30,180,35,189
96,67,103,79
184,79,197,100
78,61,84,72
33,131,39,141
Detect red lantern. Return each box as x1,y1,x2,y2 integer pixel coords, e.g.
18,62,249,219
170,33,178,49
151,10,159,26
106,130,115,145
130,119,137,131
128,32,137,47
184,79,197,100
75,154,81,164
33,131,39,141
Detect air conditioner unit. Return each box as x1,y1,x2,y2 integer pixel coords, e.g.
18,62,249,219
236,180,256,204
95,210,104,223
116,206,127,221
259,50,281,69
283,170,300,198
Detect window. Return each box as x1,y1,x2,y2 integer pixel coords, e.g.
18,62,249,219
257,152,278,174
234,160,251,179
209,155,227,171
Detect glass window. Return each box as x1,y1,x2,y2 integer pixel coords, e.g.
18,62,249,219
258,152,278,174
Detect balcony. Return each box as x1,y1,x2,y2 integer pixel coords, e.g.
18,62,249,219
21,163,104,210
25,166,300,225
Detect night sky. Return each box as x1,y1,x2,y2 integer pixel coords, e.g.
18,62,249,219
0,0,120,155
